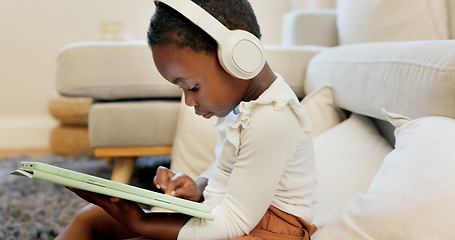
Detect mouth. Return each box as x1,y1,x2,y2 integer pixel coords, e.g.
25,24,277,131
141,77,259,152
202,112,214,119
196,111,213,119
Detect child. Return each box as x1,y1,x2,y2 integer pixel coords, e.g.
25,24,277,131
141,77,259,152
56,0,318,239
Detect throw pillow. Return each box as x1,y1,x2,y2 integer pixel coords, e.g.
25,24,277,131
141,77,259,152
301,85,346,137
312,113,392,229
337,0,449,45
170,98,218,180
315,110,455,239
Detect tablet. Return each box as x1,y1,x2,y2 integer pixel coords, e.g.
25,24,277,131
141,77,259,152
10,161,215,220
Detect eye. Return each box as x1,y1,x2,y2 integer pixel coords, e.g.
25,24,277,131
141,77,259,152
189,83,199,92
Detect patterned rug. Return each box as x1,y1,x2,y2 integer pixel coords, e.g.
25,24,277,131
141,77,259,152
0,154,170,240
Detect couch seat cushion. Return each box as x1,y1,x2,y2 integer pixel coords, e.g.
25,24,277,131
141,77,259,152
89,100,180,148
311,113,392,229
315,111,455,239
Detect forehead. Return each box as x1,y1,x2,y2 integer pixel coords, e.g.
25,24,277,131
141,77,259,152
151,44,219,81
152,44,213,65
151,45,193,77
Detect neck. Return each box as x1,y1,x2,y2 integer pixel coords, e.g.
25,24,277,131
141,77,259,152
242,62,276,102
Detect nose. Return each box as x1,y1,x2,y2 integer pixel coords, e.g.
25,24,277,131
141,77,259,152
184,94,198,107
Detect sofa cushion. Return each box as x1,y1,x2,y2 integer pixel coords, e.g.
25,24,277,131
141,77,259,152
281,9,338,47
170,99,219,180
88,100,180,148
56,41,182,100
311,113,392,230
337,0,449,45
265,45,325,98
301,85,346,137
315,110,455,239
306,40,455,120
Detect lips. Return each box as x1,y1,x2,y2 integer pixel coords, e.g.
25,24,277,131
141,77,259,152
202,112,213,119
196,110,212,119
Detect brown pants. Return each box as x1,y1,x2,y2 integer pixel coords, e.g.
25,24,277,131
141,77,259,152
230,205,318,240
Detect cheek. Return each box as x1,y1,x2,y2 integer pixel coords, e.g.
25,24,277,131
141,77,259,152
205,84,231,103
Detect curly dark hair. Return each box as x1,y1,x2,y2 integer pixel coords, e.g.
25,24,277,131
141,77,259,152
147,0,262,54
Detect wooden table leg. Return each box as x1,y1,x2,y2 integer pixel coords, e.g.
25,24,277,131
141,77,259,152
110,157,137,184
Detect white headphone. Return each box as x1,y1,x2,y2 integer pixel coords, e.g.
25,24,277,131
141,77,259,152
156,0,266,80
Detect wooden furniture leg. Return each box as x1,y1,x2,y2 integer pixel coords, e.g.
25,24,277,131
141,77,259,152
94,146,173,184
110,157,137,183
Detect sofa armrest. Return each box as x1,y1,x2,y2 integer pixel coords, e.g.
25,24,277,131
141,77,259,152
281,8,338,47
56,41,181,100
265,44,328,98
306,40,455,120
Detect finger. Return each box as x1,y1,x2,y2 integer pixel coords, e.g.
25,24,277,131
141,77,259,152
163,177,179,195
154,166,175,190
153,177,161,190
102,198,145,229
164,174,192,196
170,178,195,196
173,187,199,201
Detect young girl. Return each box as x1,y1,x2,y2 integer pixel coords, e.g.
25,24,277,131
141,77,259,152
56,0,318,239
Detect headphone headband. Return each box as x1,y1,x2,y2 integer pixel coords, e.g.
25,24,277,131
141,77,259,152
156,0,266,80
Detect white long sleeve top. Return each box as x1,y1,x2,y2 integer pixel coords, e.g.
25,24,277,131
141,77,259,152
178,74,317,239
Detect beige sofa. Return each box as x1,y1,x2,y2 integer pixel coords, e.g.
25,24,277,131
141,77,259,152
281,1,455,238
55,0,455,238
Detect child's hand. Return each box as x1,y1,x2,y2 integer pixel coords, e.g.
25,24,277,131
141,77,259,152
66,187,190,238
66,187,145,232
153,166,203,202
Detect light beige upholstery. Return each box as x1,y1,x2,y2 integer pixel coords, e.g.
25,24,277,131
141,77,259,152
280,0,455,121
56,41,181,100
286,1,455,238
56,42,318,101
281,9,338,47
170,99,218,180
264,45,326,98
336,0,449,44
89,100,180,148
55,41,316,151
306,40,455,120
281,0,455,46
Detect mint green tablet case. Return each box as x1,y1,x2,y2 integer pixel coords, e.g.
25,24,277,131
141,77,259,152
10,161,215,220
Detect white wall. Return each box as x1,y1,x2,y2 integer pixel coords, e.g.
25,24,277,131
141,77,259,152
0,0,156,150
0,0,335,150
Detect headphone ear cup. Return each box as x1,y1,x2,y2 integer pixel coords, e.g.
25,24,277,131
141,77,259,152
217,30,265,80
156,0,265,79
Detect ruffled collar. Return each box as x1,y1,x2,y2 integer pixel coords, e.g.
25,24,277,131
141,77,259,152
233,74,308,128
224,74,311,154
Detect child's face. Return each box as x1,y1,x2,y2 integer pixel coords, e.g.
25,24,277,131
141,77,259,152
152,45,250,119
